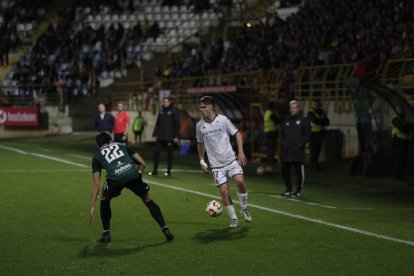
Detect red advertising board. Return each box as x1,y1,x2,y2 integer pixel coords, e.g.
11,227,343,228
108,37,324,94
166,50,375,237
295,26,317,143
0,107,39,127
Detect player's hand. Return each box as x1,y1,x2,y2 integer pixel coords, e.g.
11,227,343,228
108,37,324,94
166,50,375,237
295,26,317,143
122,135,127,140
200,159,209,173
173,138,179,144
89,206,95,224
238,152,247,167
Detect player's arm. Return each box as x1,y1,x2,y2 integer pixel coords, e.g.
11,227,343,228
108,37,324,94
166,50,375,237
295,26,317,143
131,152,146,172
90,171,101,224
127,147,146,172
197,143,208,172
235,131,247,166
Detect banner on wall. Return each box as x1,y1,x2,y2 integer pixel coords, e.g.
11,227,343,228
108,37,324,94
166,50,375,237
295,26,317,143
187,86,237,94
159,89,171,102
0,106,39,127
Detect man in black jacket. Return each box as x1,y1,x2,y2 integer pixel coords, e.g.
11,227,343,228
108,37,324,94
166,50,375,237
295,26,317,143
95,103,114,133
307,99,330,171
280,101,311,197
149,97,180,176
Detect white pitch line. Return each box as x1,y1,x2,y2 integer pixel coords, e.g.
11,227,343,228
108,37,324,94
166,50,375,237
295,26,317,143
0,145,29,155
30,153,88,168
0,169,88,173
0,145,88,168
268,194,372,210
146,179,414,247
68,154,91,161
1,145,412,247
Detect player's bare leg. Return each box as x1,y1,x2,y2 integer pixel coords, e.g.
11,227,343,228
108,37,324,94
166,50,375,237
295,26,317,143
139,191,174,241
218,183,239,228
232,175,253,223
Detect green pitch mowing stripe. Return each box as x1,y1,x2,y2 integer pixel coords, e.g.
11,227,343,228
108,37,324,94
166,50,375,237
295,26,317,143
2,144,414,248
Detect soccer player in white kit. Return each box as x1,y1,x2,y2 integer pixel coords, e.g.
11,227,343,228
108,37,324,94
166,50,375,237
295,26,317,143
196,96,253,228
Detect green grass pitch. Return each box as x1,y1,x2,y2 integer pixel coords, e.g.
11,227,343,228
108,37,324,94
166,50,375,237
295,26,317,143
1,134,414,275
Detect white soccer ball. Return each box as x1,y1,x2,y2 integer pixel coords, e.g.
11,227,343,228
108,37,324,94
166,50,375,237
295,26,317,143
206,200,223,217
256,166,264,176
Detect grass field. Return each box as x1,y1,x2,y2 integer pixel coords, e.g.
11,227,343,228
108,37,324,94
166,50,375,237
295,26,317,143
1,133,414,275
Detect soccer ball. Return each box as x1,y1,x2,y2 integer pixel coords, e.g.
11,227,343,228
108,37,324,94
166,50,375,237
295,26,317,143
206,200,223,217
256,166,264,176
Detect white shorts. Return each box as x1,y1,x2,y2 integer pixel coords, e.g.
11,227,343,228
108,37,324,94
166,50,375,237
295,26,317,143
211,160,244,186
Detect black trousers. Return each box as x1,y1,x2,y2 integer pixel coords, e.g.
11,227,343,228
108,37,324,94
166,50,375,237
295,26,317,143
309,131,324,169
153,140,174,174
265,131,278,165
114,133,128,145
282,162,305,192
392,137,408,179
133,131,142,143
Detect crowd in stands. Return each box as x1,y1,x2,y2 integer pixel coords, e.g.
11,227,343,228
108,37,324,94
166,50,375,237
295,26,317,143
159,0,414,82
2,0,232,106
0,0,46,66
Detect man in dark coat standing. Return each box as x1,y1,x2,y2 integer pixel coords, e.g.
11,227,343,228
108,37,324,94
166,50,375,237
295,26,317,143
95,103,114,133
149,97,180,176
280,101,311,197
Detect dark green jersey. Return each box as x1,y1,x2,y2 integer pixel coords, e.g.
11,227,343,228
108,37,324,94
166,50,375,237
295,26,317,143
92,142,140,186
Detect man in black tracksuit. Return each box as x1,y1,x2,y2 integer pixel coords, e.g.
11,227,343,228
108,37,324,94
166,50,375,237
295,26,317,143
307,99,330,171
149,97,180,176
280,101,311,197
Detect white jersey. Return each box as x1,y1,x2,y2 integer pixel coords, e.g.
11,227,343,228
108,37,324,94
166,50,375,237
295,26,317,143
196,114,238,168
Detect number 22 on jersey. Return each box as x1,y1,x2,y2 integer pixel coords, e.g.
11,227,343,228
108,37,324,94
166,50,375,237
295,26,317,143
101,144,125,163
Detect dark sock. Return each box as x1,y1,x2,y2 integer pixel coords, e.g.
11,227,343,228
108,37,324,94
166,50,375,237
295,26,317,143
100,199,112,231
145,200,166,228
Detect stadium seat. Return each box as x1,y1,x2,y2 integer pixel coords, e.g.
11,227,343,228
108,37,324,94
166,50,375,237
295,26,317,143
120,14,128,22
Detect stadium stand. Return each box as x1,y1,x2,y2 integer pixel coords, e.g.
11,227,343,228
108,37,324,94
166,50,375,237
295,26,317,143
159,0,413,80
1,0,240,107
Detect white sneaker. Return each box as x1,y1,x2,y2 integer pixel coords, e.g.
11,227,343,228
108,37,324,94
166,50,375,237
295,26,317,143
241,209,253,223
229,219,239,228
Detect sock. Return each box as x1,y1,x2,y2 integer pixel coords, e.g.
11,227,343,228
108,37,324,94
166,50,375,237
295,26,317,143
237,192,248,210
225,205,238,220
100,199,111,231
145,200,167,228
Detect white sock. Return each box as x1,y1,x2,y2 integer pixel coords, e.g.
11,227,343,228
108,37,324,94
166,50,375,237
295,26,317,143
225,205,238,220
237,192,248,210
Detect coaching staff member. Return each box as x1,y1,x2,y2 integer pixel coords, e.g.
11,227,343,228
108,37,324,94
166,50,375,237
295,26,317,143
307,99,330,171
95,103,114,133
280,100,311,197
149,97,180,176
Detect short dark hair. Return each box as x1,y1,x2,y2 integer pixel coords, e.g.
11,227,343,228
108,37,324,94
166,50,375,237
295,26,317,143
199,96,215,106
96,132,112,147
163,97,172,102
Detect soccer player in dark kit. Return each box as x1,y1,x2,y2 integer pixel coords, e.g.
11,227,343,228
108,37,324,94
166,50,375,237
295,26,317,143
89,132,174,243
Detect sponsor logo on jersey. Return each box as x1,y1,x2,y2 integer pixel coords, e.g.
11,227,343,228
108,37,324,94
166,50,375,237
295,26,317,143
202,128,223,137
114,163,133,175
117,161,124,167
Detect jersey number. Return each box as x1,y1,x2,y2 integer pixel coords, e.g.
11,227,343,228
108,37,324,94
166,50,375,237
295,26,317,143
101,144,125,163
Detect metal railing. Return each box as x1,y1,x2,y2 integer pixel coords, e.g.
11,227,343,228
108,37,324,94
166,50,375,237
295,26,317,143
380,47,414,101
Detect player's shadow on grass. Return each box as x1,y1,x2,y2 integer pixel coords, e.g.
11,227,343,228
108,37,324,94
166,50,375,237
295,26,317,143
193,227,248,243
78,241,165,258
